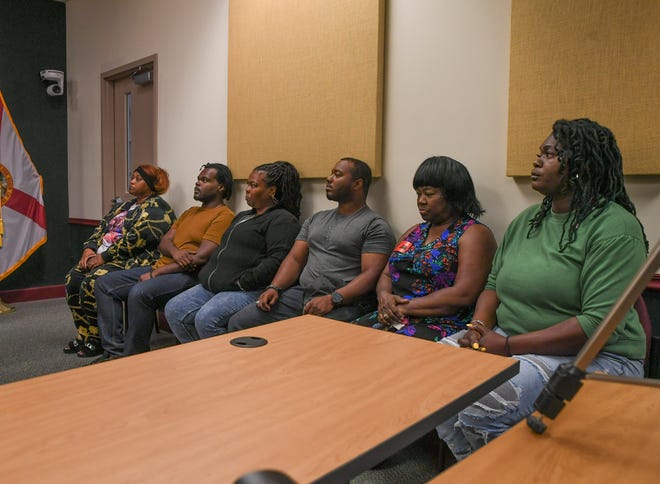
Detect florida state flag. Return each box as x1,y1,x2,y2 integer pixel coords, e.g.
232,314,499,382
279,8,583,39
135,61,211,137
0,89,47,280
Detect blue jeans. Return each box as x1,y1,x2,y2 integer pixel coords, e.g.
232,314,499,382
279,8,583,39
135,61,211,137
164,284,262,342
436,329,644,460
95,267,198,355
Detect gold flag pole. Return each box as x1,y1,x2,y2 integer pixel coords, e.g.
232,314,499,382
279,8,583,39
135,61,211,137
0,296,11,314
0,194,16,314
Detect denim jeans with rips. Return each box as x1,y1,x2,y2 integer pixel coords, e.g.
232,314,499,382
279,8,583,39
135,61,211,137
436,328,644,461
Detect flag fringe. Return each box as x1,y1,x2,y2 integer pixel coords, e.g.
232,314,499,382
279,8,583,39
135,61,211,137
0,297,15,314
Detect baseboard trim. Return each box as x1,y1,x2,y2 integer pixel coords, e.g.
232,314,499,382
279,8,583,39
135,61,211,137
68,218,100,226
0,285,66,303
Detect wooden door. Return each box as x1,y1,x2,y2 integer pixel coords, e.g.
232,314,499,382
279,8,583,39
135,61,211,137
101,56,157,213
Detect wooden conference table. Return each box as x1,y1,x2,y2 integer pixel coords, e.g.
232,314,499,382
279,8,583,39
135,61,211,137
431,379,660,483
0,315,518,483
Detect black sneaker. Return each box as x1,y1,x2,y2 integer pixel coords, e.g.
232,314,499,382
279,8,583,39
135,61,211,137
87,352,121,365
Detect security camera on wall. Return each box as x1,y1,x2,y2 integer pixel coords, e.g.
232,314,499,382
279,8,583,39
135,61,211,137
39,69,64,96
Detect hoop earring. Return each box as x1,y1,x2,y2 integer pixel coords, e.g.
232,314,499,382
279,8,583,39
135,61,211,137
270,193,279,205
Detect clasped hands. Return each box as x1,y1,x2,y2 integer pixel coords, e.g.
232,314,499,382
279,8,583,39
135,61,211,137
78,249,103,272
171,249,198,272
459,322,508,356
376,293,409,329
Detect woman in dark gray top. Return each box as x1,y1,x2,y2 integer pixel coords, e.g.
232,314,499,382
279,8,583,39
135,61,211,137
164,161,302,342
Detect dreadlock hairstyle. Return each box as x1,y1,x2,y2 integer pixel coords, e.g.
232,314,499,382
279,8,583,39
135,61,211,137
253,161,302,218
527,118,648,252
201,163,233,200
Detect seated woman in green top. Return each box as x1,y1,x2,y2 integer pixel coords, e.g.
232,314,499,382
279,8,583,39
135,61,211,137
437,118,649,461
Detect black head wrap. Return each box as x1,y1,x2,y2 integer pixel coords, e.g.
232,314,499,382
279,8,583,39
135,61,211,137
134,166,156,192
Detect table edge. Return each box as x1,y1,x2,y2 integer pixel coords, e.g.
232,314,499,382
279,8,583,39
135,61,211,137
311,358,520,483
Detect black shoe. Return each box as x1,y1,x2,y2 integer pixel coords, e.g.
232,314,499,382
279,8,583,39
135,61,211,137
63,339,83,354
87,352,121,365
76,341,104,358
88,352,110,365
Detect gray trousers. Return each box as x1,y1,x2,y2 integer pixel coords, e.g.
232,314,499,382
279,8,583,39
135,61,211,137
95,267,197,355
227,285,375,332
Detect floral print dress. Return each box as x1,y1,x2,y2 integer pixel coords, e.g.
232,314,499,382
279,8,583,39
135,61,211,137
353,218,479,342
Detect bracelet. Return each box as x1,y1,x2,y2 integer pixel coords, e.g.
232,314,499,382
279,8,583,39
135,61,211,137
150,270,154,279
470,319,488,328
266,284,283,295
504,335,511,357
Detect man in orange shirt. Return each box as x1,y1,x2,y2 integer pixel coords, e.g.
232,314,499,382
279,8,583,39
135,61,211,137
93,164,235,361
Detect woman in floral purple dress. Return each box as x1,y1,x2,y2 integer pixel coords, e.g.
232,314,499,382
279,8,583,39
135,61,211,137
353,156,496,341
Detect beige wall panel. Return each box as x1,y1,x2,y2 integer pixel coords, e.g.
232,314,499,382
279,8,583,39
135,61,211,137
507,0,660,176
228,0,384,179
65,0,659,245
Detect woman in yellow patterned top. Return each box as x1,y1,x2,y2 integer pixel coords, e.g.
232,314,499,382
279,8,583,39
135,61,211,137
64,164,175,357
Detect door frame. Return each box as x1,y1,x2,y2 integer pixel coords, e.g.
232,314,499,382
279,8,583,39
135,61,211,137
100,54,158,214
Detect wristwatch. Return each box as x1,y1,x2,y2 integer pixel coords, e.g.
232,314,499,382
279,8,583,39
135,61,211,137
266,284,284,296
331,291,344,308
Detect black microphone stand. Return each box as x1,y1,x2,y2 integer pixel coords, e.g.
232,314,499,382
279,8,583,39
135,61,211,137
527,241,660,434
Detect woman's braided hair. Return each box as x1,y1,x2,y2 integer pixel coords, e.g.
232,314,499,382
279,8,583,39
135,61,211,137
254,161,302,218
527,118,648,252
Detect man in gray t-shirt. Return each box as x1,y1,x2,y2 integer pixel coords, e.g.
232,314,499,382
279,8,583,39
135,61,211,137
228,158,396,331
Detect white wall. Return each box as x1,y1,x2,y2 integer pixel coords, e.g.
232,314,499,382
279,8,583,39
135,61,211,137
66,0,659,246
66,0,229,218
